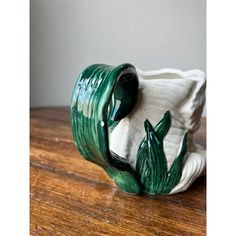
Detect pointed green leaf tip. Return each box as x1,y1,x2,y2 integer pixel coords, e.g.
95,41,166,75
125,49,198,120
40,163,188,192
154,110,171,142
136,111,188,195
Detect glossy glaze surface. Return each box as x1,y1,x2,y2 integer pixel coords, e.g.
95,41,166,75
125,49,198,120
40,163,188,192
71,64,141,194
136,111,188,195
70,64,200,195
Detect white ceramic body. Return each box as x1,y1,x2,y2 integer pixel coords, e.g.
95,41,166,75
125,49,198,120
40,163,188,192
110,68,206,194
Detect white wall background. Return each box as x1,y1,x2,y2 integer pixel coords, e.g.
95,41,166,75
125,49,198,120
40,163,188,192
30,0,206,111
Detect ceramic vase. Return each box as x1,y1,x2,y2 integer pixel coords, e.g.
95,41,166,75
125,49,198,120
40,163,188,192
71,63,206,195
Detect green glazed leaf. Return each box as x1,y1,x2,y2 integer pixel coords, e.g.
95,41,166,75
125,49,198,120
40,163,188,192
136,112,188,195
136,119,168,194
70,64,141,194
154,110,171,143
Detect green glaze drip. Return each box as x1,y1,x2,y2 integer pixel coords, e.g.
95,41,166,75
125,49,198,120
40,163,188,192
71,63,141,194
136,111,188,195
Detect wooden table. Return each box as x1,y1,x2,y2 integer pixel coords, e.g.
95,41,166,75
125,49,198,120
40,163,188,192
30,107,206,236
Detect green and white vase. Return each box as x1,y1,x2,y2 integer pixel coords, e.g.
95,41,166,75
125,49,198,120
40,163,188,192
71,63,206,195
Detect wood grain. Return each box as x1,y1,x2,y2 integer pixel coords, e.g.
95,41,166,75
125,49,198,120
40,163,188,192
30,107,206,236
